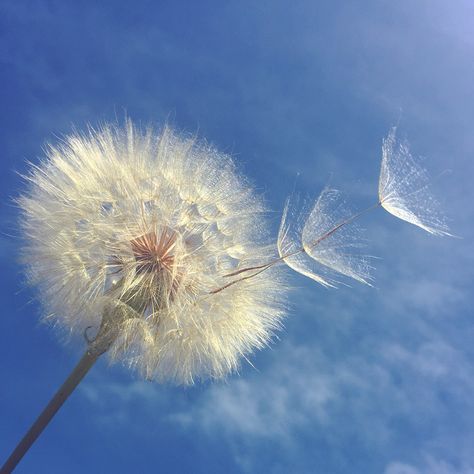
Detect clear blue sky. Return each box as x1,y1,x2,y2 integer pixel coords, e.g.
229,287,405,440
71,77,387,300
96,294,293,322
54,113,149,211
1,1,473,473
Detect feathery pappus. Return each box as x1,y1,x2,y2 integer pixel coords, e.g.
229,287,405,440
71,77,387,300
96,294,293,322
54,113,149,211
19,122,286,385
275,127,450,287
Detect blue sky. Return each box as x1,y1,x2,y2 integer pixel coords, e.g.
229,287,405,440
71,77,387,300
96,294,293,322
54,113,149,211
1,1,473,473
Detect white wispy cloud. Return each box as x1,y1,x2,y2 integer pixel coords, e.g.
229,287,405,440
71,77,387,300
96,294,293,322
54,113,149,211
385,456,474,474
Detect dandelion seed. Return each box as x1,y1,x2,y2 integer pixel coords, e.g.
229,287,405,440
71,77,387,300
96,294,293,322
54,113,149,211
277,188,374,288
379,127,451,236
272,128,450,288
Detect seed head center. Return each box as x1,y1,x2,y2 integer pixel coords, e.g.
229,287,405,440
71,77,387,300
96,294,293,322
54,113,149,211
130,229,177,275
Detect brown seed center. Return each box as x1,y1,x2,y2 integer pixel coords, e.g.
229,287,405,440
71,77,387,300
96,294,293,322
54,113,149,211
130,228,177,275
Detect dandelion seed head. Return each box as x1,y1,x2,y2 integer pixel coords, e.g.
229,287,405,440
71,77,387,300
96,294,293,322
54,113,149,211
19,122,286,385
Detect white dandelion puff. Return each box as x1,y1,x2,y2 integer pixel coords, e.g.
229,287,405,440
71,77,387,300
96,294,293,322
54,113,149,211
18,122,286,385
378,127,451,236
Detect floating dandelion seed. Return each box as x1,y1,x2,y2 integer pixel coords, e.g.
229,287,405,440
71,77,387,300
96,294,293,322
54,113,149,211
278,188,375,288
2,124,450,472
271,127,451,287
378,127,452,236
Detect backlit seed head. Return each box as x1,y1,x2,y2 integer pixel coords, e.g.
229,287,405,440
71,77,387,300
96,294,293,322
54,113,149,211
19,122,286,385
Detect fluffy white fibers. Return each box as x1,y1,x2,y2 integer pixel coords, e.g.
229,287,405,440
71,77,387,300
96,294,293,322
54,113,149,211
379,128,451,236
18,122,286,385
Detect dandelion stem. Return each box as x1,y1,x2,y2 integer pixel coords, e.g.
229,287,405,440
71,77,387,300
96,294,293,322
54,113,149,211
0,302,124,474
1,288,149,473
0,349,102,473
